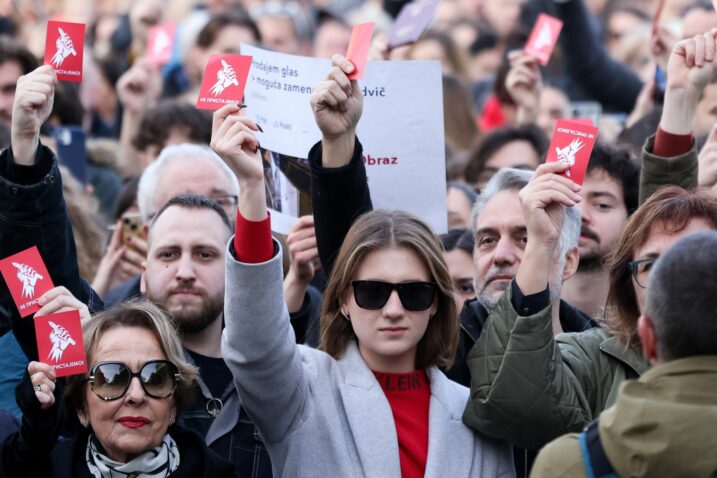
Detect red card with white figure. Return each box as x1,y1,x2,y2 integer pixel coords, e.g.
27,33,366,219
524,14,563,66
346,22,374,80
34,310,87,377
196,54,252,110
0,246,54,317
147,23,175,66
545,119,599,186
44,20,85,82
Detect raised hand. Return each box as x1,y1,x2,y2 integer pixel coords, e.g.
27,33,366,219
515,162,582,295
11,65,56,166
34,286,91,324
28,361,56,411
662,29,717,134
116,60,162,115
518,162,582,249
210,104,266,220
310,54,363,167
505,51,542,124
284,215,319,312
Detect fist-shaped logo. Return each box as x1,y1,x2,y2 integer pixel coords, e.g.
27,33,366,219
209,59,239,97
12,262,43,299
51,27,77,68
48,321,76,363
555,139,584,177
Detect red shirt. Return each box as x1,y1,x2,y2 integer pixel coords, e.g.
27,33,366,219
373,370,431,478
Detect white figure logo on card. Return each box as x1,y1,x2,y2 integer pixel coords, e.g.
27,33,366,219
555,139,584,177
12,262,43,298
51,27,77,68
534,23,554,50
210,59,240,97
48,321,76,362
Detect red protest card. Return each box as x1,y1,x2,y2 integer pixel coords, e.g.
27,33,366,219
524,13,563,66
0,246,54,317
545,119,599,186
346,22,374,80
44,21,85,82
196,54,252,110
34,310,88,377
147,23,175,66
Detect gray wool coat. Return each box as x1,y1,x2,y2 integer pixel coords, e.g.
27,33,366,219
221,242,515,478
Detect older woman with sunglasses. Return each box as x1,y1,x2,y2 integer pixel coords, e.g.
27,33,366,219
211,69,513,476
2,298,234,477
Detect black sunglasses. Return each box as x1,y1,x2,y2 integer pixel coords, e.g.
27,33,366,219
87,360,180,401
351,280,436,311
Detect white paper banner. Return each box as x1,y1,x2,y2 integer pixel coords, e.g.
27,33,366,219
242,44,447,234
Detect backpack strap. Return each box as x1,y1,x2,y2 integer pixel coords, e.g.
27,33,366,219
578,421,620,478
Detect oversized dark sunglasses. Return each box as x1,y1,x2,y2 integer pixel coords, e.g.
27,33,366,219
87,360,180,401
351,280,436,311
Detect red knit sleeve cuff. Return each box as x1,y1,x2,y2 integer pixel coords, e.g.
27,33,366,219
653,127,694,158
233,210,273,263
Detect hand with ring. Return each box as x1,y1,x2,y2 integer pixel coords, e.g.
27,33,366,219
28,361,57,410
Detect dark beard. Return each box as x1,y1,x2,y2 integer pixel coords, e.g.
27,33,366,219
578,252,604,272
170,293,224,334
145,286,224,334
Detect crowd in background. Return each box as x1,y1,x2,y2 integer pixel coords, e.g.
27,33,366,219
0,0,716,477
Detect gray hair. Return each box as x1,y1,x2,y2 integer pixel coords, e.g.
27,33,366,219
645,231,717,361
137,143,240,223
471,167,581,274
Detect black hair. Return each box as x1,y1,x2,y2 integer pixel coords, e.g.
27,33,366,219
196,10,262,49
132,100,212,153
441,228,474,255
464,124,548,184
586,143,640,214
152,194,231,230
0,37,38,74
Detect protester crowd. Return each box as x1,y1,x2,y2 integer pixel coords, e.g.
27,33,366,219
0,0,716,476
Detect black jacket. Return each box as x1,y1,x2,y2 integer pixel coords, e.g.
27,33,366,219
1,371,234,478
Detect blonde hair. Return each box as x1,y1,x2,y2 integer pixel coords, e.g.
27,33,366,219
65,300,198,418
319,210,459,369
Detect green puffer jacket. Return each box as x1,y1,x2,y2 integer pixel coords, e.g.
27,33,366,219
462,285,649,451
461,135,697,451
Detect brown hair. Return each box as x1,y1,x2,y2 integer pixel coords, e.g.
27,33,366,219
319,210,459,369
65,300,198,422
605,186,717,347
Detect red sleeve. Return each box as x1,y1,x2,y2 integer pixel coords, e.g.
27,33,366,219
233,210,273,263
652,127,694,158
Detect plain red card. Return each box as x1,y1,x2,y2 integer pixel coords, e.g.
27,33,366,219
196,54,252,110
147,24,175,66
44,21,85,82
545,119,599,186
346,22,374,80
524,14,563,66
34,310,88,377
0,246,54,317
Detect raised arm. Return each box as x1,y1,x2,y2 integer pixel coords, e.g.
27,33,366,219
0,66,103,359
640,31,717,203
308,55,372,276
214,104,310,444
463,162,600,450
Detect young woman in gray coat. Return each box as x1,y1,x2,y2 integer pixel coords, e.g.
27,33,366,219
211,56,514,478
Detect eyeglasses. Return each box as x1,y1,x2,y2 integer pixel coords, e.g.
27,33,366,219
87,360,180,401
351,280,436,311
628,258,656,289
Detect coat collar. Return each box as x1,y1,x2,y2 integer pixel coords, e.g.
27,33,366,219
336,342,475,478
599,335,650,376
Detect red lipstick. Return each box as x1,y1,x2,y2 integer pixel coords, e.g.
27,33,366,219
118,416,150,429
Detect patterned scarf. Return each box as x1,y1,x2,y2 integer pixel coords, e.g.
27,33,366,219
85,433,180,478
